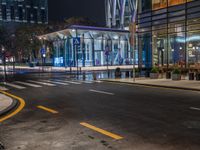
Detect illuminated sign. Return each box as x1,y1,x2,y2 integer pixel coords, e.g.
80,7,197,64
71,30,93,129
54,57,64,66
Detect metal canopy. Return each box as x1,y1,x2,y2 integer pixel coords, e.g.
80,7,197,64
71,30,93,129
38,25,130,41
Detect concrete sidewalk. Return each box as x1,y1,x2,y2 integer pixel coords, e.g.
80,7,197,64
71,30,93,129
103,78,200,91
0,93,16,117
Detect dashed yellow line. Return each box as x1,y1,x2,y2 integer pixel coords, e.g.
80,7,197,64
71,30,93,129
80,122,123,140
37,105,58,114
0,90,25,123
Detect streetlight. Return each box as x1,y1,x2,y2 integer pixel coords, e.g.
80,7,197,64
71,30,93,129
130,0,138,82
39,37,46,72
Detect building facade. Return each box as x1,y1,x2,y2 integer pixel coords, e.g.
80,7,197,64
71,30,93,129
39,25,131,67
105,0,137,29
106,0,200,70
0,0,48,24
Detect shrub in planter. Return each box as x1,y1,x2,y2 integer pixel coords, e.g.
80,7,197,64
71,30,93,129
150,67,159,79
172,68,181,80
115,67,121,78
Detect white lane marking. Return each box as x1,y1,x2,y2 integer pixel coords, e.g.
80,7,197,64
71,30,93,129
41,80,69,85
77,80,93,84
15,81,42,88
190,107,200,111
89,89,114,95
2,82,26,89
27,80,56,86
60,80,81,85
0,86,9,91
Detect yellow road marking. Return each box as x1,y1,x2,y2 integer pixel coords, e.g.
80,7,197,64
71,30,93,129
37,105,58,114
80,122,123,140
0,90,25,123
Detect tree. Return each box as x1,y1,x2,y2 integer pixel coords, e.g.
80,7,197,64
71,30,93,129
64,17,98,27
14,24,50,63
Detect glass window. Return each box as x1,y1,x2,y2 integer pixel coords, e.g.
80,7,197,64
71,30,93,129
152,0,167,10
152,29,168,67
139,0,151,13
168,32,186,67
168,0,186,6
187,32,200,69
138,33,152,68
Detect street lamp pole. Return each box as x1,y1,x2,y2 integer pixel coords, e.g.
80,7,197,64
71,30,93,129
130,0,138,82
75,29,79,79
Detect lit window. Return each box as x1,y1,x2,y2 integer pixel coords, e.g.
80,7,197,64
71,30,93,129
152,0,167,10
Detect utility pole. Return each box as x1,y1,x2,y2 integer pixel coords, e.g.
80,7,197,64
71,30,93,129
1,46,7,82
129,0,138,82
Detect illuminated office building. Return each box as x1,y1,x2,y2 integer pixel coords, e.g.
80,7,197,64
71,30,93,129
0,0,48,24
106,0,200,69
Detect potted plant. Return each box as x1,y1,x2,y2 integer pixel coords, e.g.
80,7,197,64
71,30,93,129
150,67,159,79
172,68,181,80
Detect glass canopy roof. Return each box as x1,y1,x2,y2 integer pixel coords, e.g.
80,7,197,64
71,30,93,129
38,25,130,41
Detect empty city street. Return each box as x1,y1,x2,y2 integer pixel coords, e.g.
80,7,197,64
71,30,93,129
0,73,200,150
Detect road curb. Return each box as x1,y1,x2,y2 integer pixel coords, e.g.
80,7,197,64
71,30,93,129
0,98,19,118
0,91,25,123
102,80,200,92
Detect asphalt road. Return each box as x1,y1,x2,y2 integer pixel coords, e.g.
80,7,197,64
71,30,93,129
0,73,200,150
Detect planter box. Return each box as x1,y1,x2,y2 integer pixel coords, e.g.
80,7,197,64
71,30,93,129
172,74,181,80
150,73,159,79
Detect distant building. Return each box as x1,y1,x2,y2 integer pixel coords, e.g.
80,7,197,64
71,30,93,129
0,0,48,24
106,0,200,70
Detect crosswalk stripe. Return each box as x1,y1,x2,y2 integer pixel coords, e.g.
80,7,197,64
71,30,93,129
15,81,42,88
63,80,81,85
0,86,9,91
40,80,69,85
2,82,26,89
27,80,56,86
52,79,81,85
80,81,93,84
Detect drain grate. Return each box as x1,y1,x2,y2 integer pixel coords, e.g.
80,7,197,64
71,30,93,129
0,143,5,150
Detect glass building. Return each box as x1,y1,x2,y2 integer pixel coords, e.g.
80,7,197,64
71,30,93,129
0,0,48,24
39,25,131,67
106,0,200,70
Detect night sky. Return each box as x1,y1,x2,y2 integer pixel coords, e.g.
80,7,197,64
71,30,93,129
48,0,105,26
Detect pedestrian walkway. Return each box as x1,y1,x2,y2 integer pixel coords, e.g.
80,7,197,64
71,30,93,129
102,78,200,91
0,93,13,114
0,78,102,91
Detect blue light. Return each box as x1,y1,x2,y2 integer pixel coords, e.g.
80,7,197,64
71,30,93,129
54,57,64,66
176,35,200,43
